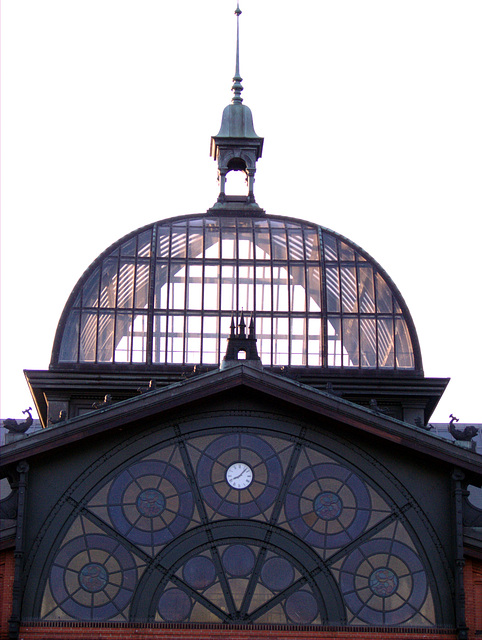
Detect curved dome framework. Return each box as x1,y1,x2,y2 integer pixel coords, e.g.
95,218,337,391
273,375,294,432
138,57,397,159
52,213,421,373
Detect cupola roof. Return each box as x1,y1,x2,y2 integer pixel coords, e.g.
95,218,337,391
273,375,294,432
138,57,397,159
210,3,264,206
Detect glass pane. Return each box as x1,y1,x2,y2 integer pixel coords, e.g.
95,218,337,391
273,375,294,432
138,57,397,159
341,266,358,313
120,236,136,257
339,241,355,261
97,313,115,362
80,311,97,362
358,266,375,313
238,265,254,311
170,265,186,310
289,264,306,312
59,310,80,362
272,317,289,365
326,266,340,312
201,316,218,364
152,314,167,364
327,317,342,366
256,316,272,364
204,224,220,258
255,265,272,312
395,317,414,369
131,314,148,362
116,260,135,309
378,317,394,368
188,226,203,259
272,266,289,312
304,228,320,261
290,317,305,365
100,258,118,309
166,315,184,363
271,229,287,261
238,230,254,259
307,265,322,312
343,317,359,366
154,263,169,309
171,225,187,259
287,230,304,261
323,233,338,261
254,228,271,259
219,315,232,361
221,265,236,311
186,264,203,310
82,268,100,308
203,265,220,311
360,317,376,368
308,317,322,366
186,316,202,363
221,229,236,259
134,262,149,308
137,230,151,258
376,272,393,313
157,226,171,258
114,312,133,362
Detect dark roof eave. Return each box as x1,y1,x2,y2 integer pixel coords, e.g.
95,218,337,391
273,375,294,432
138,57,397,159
4,365,480,476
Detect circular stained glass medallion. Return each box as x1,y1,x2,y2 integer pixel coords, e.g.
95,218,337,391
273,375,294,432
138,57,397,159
261,556,294,592
158,588,192,622
49,533,137,621
285,590,319,624
108,460,194,546
340,538,427,625
136,489,166,517
183,556,217,590
285,463,370,549
369,567,399,597
197,434,282,518
222,544,256,577
79,563,108,593
314,491,343,520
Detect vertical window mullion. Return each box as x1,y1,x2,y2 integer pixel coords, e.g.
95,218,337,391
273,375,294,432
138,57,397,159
182,222,189,365
112,250,122,363
217,221,223,364
94,262,102,364
200,220,206,364
165,225,173,363
145,226,157,365
268,223,274,366
356,262,361,368
320,229,328,368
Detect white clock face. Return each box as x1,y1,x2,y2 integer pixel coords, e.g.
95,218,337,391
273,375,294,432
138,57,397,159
226,462,253,489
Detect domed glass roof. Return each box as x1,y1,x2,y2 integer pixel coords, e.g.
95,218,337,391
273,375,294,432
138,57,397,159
52,212,421,372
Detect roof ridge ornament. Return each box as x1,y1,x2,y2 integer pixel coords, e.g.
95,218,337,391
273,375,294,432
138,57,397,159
221,312,262,370
231,3,243,104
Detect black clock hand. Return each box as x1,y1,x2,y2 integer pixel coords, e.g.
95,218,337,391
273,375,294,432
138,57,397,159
233,467,248,480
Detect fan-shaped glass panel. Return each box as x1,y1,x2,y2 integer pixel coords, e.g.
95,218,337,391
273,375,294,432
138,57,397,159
54,215,418,370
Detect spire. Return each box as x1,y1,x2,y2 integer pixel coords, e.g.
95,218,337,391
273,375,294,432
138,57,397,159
209,2,264,209
231,3,243,104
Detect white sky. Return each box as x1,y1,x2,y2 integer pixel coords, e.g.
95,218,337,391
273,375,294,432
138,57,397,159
1,1,481,423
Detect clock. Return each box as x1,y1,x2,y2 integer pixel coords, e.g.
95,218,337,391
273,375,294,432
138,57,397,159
226,462,253,489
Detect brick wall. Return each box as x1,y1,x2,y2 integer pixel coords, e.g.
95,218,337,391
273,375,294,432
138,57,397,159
16,624,457,640
0,549,15,640
465,556,482,640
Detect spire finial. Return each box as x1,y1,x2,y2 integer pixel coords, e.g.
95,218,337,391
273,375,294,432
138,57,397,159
232,2,243,103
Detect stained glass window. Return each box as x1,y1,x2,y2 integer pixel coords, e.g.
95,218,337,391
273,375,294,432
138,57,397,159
41,430,436,627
